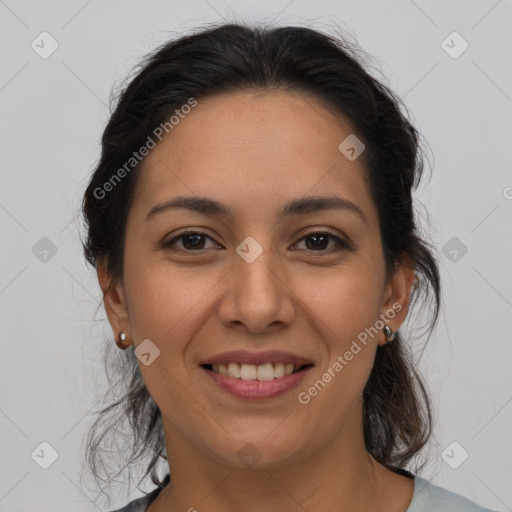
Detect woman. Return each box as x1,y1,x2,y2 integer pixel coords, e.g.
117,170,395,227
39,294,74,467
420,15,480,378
81,22,496,512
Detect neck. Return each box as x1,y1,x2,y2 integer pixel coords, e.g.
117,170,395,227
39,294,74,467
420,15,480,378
149,401,413,512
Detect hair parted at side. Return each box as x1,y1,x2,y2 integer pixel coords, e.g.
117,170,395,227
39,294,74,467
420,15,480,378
81,20,441,496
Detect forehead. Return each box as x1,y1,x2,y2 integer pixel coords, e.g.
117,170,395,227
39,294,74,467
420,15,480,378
130,90,377,226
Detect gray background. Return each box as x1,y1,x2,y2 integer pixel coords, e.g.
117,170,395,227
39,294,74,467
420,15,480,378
1,0,511,510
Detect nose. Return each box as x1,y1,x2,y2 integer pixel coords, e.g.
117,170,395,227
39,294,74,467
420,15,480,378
217,242,296,334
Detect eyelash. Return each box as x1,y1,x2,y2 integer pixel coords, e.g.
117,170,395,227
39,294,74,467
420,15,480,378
162,230,353,254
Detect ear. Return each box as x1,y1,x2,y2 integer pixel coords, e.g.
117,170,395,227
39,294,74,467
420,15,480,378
97,258,132,347
378,256,416,346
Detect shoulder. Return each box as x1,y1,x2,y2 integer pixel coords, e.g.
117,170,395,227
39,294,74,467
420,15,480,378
107,474,170,512
107,494,153,512
409,475,498,512
108,496,148,512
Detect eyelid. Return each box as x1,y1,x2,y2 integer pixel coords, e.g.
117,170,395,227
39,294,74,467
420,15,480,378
163,229,221,250
297,227,351,243
293,229,352,251
162,228,353,252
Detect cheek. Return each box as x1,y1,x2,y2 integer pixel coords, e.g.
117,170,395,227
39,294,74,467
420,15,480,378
294,277,379,435
291,261,383,401
122,262,214,421
122,258,228,408
295,261,384,345
123,257,219,346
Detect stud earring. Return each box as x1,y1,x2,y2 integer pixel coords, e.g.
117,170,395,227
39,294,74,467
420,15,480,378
116,332,130,350
383,325,395,343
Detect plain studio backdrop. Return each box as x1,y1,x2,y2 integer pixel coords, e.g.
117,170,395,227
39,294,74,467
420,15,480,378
1,1,511,511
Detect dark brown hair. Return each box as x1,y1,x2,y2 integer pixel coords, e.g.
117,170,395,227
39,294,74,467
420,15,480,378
81,20,440,497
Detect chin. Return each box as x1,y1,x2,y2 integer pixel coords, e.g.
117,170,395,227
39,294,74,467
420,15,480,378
206,428,307,470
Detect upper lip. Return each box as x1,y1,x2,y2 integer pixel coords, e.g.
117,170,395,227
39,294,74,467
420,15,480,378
199,350,314,367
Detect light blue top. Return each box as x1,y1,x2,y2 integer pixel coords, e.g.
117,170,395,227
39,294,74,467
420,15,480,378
109,473,498,512
410,476,497,512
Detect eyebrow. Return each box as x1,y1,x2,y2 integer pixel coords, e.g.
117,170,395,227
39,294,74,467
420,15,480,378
146,195,368,225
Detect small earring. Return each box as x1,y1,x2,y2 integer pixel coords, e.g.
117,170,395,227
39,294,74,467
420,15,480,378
383,325,395,343
116,332,130,350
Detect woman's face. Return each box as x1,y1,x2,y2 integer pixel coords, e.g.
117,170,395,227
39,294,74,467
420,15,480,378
100,90,413,469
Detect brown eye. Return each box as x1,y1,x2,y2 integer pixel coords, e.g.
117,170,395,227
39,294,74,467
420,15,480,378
294,232,352,252
162,230,352,254
163,231,219,252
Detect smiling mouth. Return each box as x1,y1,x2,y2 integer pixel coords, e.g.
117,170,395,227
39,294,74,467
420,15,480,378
201,362,313,381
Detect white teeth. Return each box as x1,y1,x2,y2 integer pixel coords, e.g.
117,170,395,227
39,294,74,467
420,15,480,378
212,362,303,380
274,363,285,378
240,363,257,380
227,362,241,379
256,363,275,381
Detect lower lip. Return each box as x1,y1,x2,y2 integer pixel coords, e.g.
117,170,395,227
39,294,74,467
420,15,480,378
201,366,313,401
